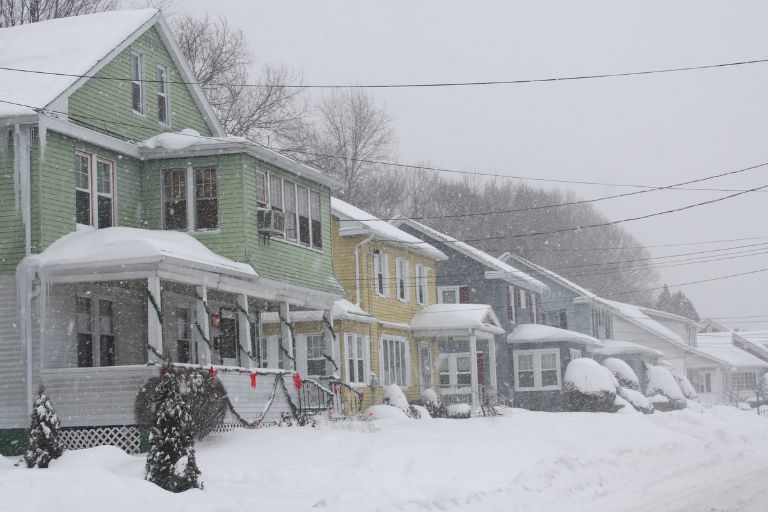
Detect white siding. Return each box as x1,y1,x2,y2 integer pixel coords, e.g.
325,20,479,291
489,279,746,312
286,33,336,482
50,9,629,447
612,317,687,372
219,372,298,425
0,275,27,428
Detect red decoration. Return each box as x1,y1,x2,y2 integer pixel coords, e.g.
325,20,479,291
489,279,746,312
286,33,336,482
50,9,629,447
332,382,340,394
250,373,257,389
209,367,218,379
210,313,221,329
293,372,303,390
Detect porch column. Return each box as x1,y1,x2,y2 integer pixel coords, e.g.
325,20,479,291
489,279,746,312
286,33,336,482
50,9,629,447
147,275,163,362
238,294,253,369
279,302,295,370
488,336,498,397
196,285,212,365
470,332,479,410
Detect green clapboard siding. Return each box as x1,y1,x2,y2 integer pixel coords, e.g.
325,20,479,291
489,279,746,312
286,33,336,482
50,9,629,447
0,130,25,275
68,26,212,141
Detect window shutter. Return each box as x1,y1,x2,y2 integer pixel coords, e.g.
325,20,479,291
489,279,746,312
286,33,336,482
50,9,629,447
459,286,470,304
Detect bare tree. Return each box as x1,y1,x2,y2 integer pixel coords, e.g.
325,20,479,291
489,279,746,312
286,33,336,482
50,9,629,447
172,14,307,149
0,0,117,26
307,89,394,203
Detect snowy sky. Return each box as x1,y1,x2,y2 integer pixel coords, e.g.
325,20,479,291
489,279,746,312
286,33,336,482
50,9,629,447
180,0,768,329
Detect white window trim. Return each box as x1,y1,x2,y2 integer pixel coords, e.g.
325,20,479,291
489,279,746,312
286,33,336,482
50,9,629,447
514,348,561,391
439,352,473,389
344,332,371,387
518,288,528,309
374,252,390,298
75,151,116,229
74,292,115,368
379,335,410,389
395,256,410,303
260,171,325,253
161,166,220,234
415,264,429,306
156,63,170,126
131,50,145,116
437,285,460,304
508,285,516,323
297,332,326,378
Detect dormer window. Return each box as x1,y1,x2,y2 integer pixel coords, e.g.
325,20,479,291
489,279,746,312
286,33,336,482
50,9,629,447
131,51,144,115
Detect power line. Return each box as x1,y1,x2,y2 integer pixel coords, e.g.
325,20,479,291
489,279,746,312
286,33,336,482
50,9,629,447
2,55,768,88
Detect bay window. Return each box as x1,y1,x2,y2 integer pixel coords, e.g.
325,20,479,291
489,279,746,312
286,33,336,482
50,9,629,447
162,169,187,230
76,296,116,368
255,171,268,208
515,349,561,390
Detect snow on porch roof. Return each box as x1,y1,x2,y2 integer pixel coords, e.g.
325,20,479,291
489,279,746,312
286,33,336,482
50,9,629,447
29,227,256,277
331,198,446,261
507,324,602,347
0,9,159,117
410,304,504,334
589,338,663,358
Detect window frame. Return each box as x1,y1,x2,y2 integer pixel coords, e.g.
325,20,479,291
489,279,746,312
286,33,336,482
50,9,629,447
507,285,516,323
514,348,562,391
75,151,115,229
438,285,459,304
161,166,219,233
733,371,758,391
303,333,327,378
74,293,117,368
344,333,370,386
395,256,410,302
374,251,389,298
130,50,145,116
379,335,410,388
156,63,170,126
415,264,429,306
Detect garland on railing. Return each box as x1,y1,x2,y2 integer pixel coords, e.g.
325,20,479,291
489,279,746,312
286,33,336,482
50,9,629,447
146,343,164,362
276,372,300,419
321,315,340,372
194,321,224,365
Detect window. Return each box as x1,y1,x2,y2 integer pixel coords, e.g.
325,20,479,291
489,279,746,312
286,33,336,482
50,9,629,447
415,264,429,305
559,310,568,329
396,257,410,302
439,356,450,385
459,286,470,304
163,169,187,230
297,184,310,245
438,285,469,304
218,316,238,360
131,51,144,114
195,167,218,230
374,251,389,297
569,348,582,362
249,322,270,368
518,289,527,309
456,354,471,386
514,349,561,390
284,181,297,241
156,64,170,125
604,311,614,339
733,372,757,391
310,190,322,249
76,296,93,368
345,333,369,385
176,307,191,364
75,152,114,228
305,334,326,377
381,337,409,387
98,300,115,367
255,171,268,208
162,167,219,232
531,293,539,324
76,296,116,368
687,370,712,393
270,174,283,212
508,286,516,323
591,310,600,338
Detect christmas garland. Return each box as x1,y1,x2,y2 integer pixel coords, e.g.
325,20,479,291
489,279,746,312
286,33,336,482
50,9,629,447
277,312,297,366
145,289,164,362
194,321,224,365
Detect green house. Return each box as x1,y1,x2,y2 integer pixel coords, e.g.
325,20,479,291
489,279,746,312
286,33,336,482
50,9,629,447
0,9,344,455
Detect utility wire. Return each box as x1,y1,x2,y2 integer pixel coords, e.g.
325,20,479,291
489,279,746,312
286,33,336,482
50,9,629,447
2,55,768,88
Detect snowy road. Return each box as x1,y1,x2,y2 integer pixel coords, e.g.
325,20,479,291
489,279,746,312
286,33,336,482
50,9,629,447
3,406,768,512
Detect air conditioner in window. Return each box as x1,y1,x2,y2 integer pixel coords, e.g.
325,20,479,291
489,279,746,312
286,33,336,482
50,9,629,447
257,208,284,237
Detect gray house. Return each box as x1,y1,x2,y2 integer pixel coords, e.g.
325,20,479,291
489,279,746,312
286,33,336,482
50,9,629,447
392,219,548,401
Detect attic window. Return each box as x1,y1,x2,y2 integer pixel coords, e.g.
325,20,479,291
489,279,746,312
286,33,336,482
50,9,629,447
131,51,144,114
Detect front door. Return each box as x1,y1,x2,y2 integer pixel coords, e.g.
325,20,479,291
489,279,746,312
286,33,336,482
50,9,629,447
439,353,472,403
217,309,240,366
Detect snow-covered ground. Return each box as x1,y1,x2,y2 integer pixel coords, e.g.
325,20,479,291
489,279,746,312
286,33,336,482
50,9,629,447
3,407,768,512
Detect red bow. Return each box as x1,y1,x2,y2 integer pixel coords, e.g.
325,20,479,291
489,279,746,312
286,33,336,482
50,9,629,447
209,367,218,379
293,372,303,390
250,373,257,388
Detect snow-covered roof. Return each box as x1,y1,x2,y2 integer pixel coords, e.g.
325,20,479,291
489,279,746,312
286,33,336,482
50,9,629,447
391,218,547,293
27,227,256,277
507,324,601,346
410,304,504,335
593,298,688,347
261,310,324,324
696,333,768,369
332,199,446,261
0,9,159,117
332,299,376,324
639,305,699,327
498,252,596,299
736,330,768,351
589,338,664,358
140,129,341,189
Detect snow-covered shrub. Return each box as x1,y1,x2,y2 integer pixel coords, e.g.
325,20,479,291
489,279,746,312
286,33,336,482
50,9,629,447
414,388,448,418
136,369,227,441
618,387,654,414
645,366,686,412
670,371,698,401
421,388,438,403
365,404,408,420
563,358,617,412
410,404,432,420
383,384,409,413
24,384,64,468
603,358,640,391
447,403,472,418
613,395,639,414
145,364,201,492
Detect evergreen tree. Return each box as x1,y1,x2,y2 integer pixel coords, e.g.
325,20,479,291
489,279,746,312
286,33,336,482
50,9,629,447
655,285,700,321
656,285,674,313
145,364,202,492
24,384,64,468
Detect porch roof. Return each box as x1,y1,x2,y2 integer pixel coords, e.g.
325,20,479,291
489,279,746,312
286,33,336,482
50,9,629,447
507,324,602,347
27,227,257,278
410,304,504,335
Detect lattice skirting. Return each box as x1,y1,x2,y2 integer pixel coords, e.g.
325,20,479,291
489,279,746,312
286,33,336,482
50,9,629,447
212,422,245,434
59,426,142,454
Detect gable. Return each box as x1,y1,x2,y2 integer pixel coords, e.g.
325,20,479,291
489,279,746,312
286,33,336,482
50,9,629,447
67,26,213,141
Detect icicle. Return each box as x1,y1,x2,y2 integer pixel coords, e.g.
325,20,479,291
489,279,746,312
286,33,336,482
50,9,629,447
38,116,47,162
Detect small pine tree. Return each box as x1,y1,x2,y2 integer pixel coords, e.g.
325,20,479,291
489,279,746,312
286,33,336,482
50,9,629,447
24,384,64,468
145,364,202,492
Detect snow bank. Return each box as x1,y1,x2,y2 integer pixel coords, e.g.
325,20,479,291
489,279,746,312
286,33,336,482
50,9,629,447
603,358,640,390
613,395,639,414
565,358,617,395
618,387,654,414
365,404,408,421
383,385,409,412
645,366,685,401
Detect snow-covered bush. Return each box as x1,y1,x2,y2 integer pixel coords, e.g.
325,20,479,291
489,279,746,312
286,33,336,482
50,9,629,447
410,404,432,420
618,387,654,414
670,371,699,401
383,384,409,413
563,358,617,412
145,364,201,493
421,388,438,403
414,388,448,418
136,369,227,441
645,366,686,412
613,395,639,414
24,384,64,468
365,404,408,420
603,358,640,390
447,403,472,418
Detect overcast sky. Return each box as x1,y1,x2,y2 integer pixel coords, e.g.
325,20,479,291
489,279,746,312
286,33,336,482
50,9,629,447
181,0,768,329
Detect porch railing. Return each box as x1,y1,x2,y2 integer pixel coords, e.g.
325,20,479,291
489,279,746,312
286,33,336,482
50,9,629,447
297,379,364,417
